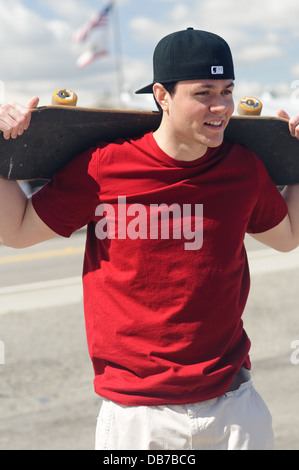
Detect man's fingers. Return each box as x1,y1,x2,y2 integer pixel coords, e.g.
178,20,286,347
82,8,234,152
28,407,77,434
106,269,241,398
0,104,24,140
277,109,290,120
22,97,39,131
277,109,299,139
27,96,39,110
289,116,299,139
0,97,39,140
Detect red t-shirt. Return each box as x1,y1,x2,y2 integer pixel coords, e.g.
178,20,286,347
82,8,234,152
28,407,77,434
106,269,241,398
32,133,288,406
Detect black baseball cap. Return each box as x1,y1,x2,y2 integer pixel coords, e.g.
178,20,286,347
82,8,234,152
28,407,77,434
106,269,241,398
135,28,235,94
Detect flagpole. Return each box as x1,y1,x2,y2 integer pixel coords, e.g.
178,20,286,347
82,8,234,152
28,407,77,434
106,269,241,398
112,0,124,107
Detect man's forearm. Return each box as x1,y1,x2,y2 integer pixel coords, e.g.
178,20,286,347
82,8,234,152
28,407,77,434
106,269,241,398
0,178,28,246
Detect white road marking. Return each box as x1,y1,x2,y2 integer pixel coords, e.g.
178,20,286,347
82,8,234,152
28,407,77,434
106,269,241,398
248,247,299,275
0,277,82,315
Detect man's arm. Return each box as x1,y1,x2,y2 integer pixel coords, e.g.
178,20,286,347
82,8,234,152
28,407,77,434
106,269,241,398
0,98,58,248
250,110,299,253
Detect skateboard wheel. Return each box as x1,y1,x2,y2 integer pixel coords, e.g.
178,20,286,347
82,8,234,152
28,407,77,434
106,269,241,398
237,97,263,116
52,89,78,106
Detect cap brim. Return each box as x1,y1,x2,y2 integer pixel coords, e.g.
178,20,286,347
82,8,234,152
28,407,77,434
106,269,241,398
135,83,154,94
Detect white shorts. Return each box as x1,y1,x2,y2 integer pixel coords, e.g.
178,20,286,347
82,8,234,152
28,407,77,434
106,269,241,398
95,380,275,451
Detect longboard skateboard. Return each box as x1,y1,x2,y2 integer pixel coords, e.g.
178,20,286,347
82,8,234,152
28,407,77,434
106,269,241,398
0,91,298,186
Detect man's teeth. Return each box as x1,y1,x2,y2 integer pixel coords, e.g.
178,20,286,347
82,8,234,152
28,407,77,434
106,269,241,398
206,121,222,126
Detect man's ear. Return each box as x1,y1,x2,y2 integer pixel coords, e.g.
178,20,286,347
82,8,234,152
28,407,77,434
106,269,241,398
153,83,169,112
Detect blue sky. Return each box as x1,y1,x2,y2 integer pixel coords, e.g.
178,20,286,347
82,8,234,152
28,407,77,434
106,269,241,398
1,0,299,113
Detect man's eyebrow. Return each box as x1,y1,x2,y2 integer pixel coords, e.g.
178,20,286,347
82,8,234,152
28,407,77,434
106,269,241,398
198,82,235,89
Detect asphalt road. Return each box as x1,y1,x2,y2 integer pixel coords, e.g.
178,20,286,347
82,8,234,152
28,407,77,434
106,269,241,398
0,229,299,450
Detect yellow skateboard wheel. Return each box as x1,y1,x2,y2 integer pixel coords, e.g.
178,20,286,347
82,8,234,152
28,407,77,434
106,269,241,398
52,89,78,106
237,97,263,116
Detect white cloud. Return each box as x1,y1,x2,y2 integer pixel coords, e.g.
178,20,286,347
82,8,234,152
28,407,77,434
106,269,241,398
39,0,95,25
237,44,283,64
0,2,50,46
170,4,190,23
197,0,299,35
0,1,73,79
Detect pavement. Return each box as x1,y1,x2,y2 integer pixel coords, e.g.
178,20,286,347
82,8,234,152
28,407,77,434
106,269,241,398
0,231,299,450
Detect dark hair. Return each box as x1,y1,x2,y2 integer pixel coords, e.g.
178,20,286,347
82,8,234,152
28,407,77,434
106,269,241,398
154,82,178,113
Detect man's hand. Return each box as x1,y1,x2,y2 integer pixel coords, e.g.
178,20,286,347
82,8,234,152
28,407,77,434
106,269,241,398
0,96,39,140
277,109,299,139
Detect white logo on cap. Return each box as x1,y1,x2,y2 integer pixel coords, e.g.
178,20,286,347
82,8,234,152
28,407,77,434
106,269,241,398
211,66,224,75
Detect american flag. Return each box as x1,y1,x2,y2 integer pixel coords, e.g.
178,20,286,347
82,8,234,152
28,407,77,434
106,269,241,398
72,2,114,43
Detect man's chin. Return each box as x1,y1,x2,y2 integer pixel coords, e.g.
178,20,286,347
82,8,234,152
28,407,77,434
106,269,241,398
207,136,224,149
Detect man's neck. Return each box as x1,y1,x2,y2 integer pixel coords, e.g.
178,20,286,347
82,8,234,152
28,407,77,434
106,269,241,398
153,125,208,162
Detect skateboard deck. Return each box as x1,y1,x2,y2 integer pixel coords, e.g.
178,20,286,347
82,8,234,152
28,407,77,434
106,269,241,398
0,105,298,185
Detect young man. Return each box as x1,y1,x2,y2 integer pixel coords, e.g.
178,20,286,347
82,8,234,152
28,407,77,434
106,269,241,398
1,28,299,450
